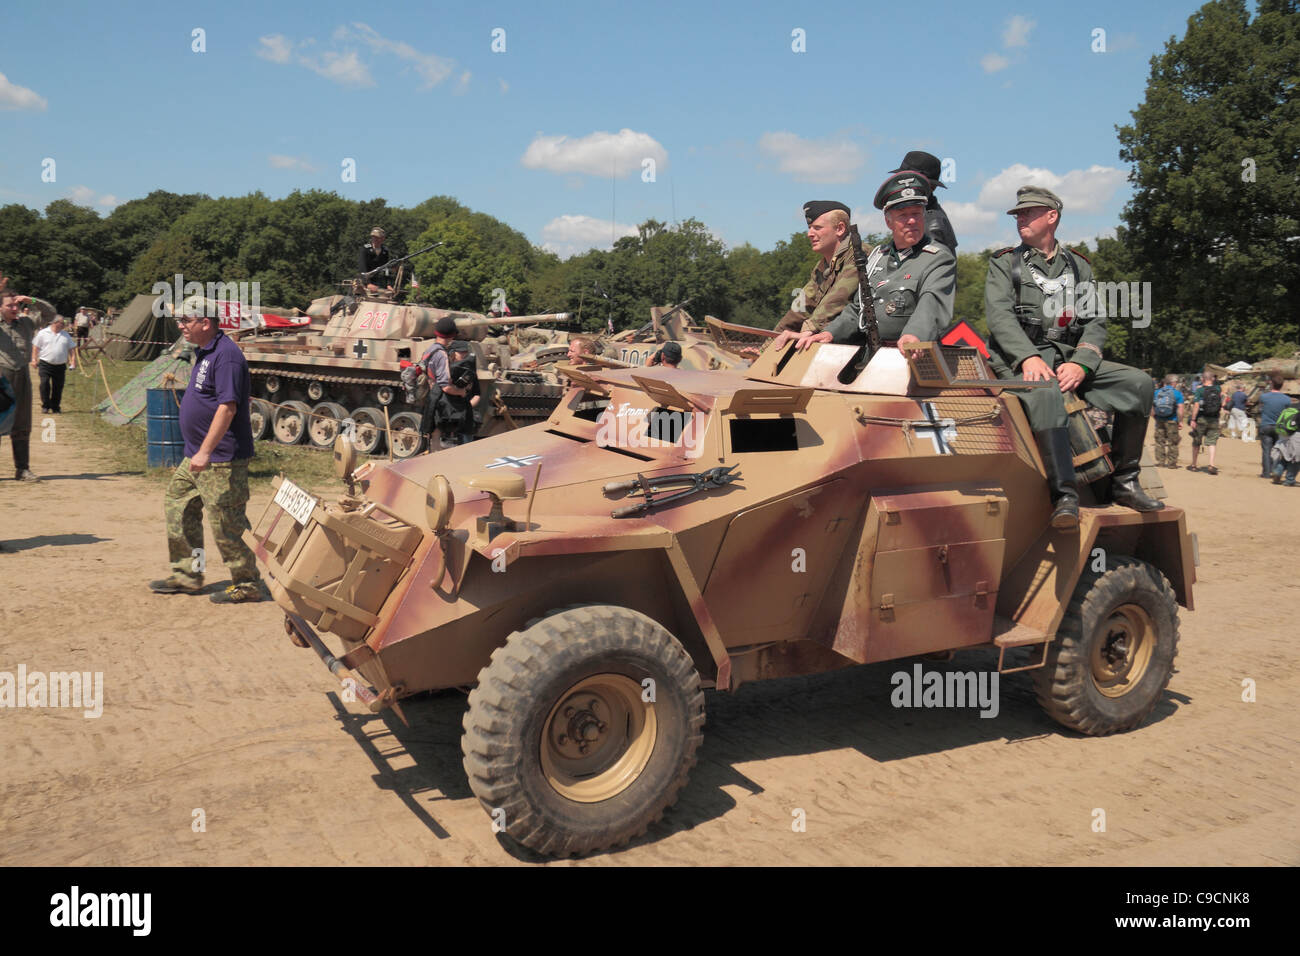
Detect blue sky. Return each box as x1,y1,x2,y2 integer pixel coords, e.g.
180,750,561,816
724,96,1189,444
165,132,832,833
1,0,1215,257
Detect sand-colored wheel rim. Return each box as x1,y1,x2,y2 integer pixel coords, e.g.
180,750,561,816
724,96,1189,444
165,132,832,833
540,674,657,803
1090,604,1155,699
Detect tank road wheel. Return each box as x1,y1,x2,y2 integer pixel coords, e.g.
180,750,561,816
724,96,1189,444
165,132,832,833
306,380,325,402
387,412,424,459
272,400,311,445
307,402,348,449
348,406,386,455
1033,556,1179,735
249,399,272,441
462,606,705,857
375,385,396,407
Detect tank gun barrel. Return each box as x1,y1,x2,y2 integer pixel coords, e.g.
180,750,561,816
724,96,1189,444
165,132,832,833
456,312,572,329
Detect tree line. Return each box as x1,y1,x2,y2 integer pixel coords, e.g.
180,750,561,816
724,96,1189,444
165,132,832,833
0,0,1293,374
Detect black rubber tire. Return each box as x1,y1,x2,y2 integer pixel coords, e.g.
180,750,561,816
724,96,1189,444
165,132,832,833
249,399,271,442
462,606,705,857
1033,555,1179,735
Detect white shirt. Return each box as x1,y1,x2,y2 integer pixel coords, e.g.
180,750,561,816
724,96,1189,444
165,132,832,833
33,327,76,364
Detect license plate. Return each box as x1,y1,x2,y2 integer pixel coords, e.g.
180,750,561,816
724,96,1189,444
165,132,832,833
274,478,318,527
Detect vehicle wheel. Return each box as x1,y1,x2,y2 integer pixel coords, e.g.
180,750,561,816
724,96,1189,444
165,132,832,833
306,380,325,402
307,401,348,449
348,406,385,455
249,398,272,441
462,606,705,857
1033,556,1179,735
388,411,424,459
272,400,311,445
376,385,395,406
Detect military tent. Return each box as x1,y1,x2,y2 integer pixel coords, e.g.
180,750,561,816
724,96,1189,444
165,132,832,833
104,293,178,360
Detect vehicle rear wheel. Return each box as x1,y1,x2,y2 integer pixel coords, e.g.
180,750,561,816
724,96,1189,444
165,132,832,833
272,400,311,445
388,411,424,459
462,606,705,857
1033,556,1179,735
249,399,272,441
307,402,348,449
348,406,385,455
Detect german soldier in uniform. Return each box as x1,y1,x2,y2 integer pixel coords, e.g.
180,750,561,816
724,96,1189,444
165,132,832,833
772,201,859,337
359,227,395,293
985,185,1162,528
788,171,956,352
887,150,958,252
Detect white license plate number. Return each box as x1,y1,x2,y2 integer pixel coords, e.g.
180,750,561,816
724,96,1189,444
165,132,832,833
274,478,318,526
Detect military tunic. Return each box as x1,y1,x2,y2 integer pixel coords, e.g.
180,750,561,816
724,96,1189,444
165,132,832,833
0,314,36,460
780,237,860,335
825,235,956,344
985,243,1151,431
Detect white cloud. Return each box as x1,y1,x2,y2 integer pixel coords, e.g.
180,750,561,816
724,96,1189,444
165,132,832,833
268,154,317,172
540,215,639,258
65,185,119,209
499,78,509,94
1003,15,1035,48
0,71,47,111
976,163,1126,215
454,70,471,95
307,50,374,87
522,129,668,178
941,200,1000,237
256,34,293,64
337,22,454,89
758,131,864,184
981,53,1010,73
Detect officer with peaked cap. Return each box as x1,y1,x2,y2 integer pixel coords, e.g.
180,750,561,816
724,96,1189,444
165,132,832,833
772,200,859,337
792,171,955,352
888,150,958,252
985,184,1161,529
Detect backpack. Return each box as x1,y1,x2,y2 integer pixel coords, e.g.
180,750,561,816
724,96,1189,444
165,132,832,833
1153,386,1178,419
1276,406,1300,436
1199,385,1222,417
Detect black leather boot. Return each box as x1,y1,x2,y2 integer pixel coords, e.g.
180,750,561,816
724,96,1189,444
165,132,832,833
1109,413,1164,512
1036,429,1080,530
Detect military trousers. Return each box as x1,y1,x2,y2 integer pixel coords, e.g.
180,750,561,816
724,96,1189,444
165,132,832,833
1153,419,1181,466
164,457,259,586
994,353,1153,432
1,365,32,471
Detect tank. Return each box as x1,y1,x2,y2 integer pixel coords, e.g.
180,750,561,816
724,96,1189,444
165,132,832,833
244,337,1196,857
607,303,775,371
235,290,571,458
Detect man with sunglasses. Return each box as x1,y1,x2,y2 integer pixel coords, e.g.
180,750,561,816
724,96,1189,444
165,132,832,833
149,304,264,603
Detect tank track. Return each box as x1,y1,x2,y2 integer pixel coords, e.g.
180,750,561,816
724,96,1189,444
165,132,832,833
250,367,396,388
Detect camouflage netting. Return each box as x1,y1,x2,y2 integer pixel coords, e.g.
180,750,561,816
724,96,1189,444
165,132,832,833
94,342,194,425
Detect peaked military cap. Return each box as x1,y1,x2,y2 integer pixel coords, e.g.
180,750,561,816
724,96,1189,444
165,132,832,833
661,341,683,363
890,150,946,188
803,200,850,224
873,171,931,211
449,340,471,352
1006,185,1063,215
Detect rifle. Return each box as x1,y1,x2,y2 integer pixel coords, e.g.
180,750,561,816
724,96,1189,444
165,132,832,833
359,241,443,283
848,225,881,353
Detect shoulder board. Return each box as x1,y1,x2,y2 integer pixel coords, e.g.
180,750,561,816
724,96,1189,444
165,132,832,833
922,243,942,254
1068,247,1091,264
992,247,1015,258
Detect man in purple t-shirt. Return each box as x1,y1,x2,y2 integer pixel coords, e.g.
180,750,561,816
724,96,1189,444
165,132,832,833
149,309,263,603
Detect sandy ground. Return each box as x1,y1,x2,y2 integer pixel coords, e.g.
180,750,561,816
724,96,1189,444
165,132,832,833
1,395,1296,867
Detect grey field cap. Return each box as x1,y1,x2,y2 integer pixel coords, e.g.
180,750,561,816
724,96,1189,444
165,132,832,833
1006,185,1064,215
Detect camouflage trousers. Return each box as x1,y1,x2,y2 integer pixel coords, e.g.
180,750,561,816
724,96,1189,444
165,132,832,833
1153,419,1181,466
164,457,258,586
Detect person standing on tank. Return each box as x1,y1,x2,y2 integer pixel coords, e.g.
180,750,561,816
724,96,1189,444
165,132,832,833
359,227,396,293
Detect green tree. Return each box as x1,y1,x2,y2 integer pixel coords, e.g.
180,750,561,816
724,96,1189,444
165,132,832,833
1116,0,1300,374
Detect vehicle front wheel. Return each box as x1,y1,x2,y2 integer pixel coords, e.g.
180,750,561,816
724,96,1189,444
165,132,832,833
462,606,705,857
1033,556,1179,735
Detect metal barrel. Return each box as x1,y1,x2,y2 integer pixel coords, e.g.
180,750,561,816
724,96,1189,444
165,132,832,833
455,312,572,329
145,387,186,468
